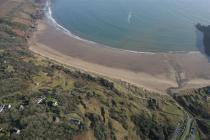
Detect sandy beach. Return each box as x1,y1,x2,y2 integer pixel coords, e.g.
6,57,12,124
29,20,210,94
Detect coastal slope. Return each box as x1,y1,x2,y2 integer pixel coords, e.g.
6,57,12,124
0,1,186,139
0,0,210,139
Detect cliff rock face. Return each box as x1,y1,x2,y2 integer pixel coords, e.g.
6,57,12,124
196,24,210,56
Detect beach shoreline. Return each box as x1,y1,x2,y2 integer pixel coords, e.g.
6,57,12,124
29,19,210,94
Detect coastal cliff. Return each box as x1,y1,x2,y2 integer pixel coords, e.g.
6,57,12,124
196,24,210,56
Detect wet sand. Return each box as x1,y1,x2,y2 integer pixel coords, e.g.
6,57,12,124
29,20,210,94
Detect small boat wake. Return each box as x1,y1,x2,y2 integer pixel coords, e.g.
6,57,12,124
128,11,133,24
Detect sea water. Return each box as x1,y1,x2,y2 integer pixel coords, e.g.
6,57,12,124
50,0,210,52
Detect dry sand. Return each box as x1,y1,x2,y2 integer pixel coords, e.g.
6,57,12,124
29,20,210,94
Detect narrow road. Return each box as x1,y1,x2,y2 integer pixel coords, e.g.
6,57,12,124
180,117,193,140
167,88,194,140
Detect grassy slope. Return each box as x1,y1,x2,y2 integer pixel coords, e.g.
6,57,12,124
0,48,185,140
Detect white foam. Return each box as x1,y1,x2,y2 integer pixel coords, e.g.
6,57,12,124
45,0,97,45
